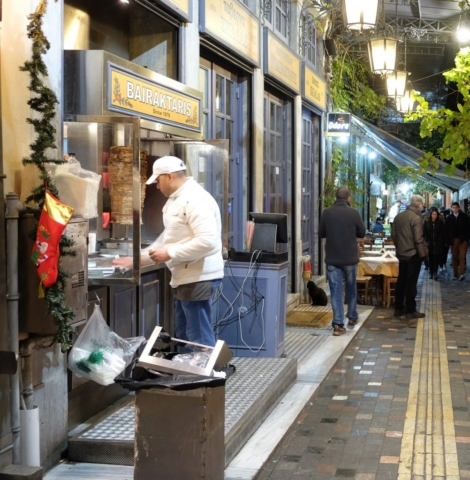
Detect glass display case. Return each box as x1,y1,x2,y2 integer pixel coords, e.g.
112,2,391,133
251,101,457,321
65,115,142,285
64,116,229,286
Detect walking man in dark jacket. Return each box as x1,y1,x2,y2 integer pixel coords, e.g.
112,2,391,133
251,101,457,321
319,187,366,336
392,195,428,320
445,202,470,281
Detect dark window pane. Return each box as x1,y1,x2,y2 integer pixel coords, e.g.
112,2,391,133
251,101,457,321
216,116,223,139
226,80,232,116
215,75,223,113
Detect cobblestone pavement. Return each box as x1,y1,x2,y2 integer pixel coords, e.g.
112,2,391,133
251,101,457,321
256,265,470,479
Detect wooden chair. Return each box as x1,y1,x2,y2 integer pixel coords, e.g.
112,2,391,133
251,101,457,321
383,276,398,308
356,276,372,304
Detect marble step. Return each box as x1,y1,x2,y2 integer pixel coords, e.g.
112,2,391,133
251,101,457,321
68,356,297,468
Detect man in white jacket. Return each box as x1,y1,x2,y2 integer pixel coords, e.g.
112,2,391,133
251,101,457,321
114,156,224,346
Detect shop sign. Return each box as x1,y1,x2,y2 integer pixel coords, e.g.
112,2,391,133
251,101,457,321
155,0,192,22
200,0,260,67
264,30,301,94
326,113,351,136
303,65,326,111
108,64,201,133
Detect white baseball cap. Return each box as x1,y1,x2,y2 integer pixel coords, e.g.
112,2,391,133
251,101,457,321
146,156,187,185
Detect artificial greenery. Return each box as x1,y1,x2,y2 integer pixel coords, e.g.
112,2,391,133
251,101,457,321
405,48,470,177
20,0,76,352
329,49,386,123
321,140,366,208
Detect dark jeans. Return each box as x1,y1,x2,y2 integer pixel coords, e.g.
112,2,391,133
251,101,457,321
395,255,423,314
440,245,450,267
326,264,358,327
428,253,441,276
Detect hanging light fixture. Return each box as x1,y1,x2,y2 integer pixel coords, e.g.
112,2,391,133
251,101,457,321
367,37,397,75
386,70,408,97
343,0,379,32
397,89,415,113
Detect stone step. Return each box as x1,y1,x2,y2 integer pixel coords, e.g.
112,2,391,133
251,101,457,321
68,356,297,468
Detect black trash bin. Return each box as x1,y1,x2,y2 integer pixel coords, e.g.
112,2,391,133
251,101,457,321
116,326,233,480
135,380,225,480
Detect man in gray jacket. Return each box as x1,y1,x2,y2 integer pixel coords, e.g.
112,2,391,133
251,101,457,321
392,195,428,319
319,187,366,336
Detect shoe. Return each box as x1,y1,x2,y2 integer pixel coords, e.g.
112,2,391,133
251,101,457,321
406,311,425,319
434,275,439,281
459,275,465,281
452,276,458,281
333,325,346,336
394,309,405,317
347,319,358,329
429,274,433,280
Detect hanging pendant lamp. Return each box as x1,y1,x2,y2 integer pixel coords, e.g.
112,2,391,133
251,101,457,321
343,0,379,32
367,37,397,75
386,70,408,97
398,89,415,113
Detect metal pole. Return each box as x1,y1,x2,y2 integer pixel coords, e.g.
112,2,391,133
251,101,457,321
5,192,24,464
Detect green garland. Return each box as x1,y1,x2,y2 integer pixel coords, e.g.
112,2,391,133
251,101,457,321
20,0,76,352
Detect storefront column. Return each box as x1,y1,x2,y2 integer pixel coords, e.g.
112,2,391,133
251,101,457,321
179,1,199,89
2,0,67,470
252,67,264,212
294,94,303,294
2,0,63,195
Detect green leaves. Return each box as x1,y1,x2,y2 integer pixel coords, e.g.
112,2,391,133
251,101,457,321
329,51,386,122
404,48,470,177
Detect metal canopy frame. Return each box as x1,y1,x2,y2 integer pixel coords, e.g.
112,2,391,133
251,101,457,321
351,115,467,192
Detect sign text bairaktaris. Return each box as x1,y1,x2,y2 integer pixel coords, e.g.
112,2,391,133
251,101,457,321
108,63,201,132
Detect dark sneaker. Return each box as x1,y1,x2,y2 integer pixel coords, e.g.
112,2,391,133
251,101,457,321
434,275,439,281
333,325,346,336
452,276,458,281
406,311,425,319
394,309,405,317
347,319,358,329
429,274,433,280
459,275,465,281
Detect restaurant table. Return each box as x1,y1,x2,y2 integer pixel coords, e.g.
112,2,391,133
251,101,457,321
358,254,399,305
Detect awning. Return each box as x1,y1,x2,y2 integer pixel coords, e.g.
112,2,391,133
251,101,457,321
351,115,466,192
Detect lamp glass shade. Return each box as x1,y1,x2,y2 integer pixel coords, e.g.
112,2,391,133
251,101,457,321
344,0,379,31
386,71,408,97
367,37,397,74
398,89,415,113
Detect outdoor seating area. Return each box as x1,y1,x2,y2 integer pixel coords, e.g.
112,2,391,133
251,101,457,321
357,235,398,306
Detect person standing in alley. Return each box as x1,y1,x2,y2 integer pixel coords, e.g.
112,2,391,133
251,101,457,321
319,187,366,336
113,156,224,346
423,207,444,281
392,195,428,319
445,201,470,281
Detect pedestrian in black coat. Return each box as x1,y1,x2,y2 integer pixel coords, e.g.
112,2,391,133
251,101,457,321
423,208,444,280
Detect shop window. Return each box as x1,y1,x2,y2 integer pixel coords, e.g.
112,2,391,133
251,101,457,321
199,62,245,251
263,93,287,214
262,0,290,42
63,0,178,79
301,14,317,67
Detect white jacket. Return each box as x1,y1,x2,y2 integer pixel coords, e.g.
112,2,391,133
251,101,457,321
147,178,224,287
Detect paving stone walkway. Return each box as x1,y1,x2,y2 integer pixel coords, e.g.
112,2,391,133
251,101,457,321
256,265,470,479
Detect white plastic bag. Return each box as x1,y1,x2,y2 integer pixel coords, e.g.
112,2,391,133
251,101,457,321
68,304,145,386
54,157,101,218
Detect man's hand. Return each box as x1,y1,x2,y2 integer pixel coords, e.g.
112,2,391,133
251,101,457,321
112,256,133,269
149,247,171,264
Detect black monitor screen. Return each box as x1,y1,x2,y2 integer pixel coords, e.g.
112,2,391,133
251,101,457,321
249,212,288,243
